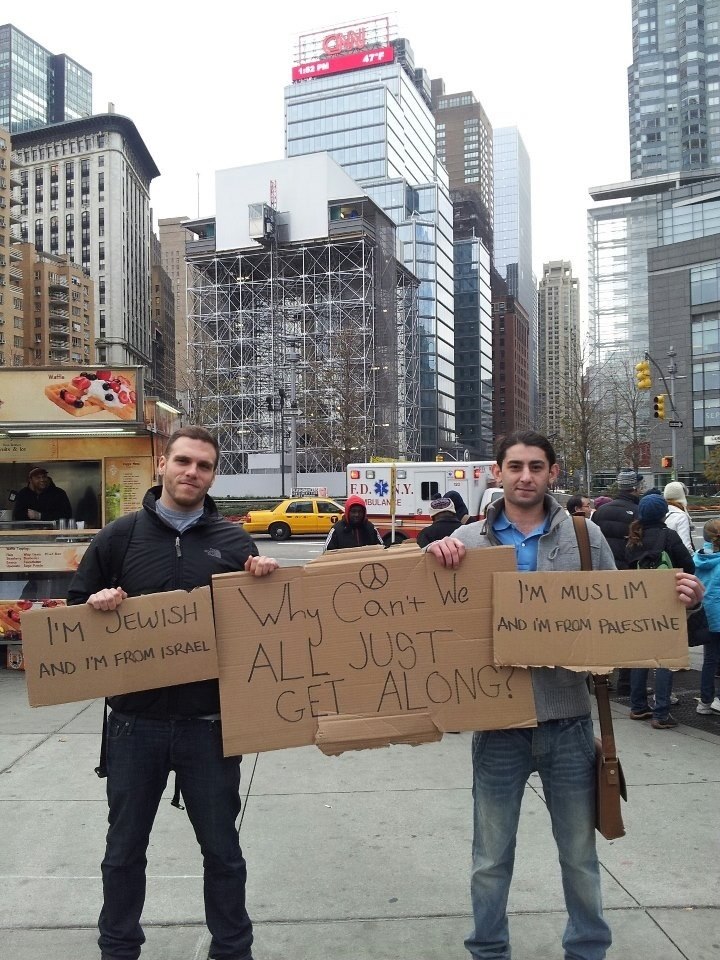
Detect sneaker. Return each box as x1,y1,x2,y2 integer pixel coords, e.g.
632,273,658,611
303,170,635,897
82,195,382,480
651,714,678,729
696,701,714,715
711,697,720,714
630,707,653,720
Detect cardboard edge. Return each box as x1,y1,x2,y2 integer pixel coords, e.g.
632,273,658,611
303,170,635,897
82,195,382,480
314,711,442,756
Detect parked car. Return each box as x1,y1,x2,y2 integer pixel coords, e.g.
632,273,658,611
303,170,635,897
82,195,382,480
238,497,344,540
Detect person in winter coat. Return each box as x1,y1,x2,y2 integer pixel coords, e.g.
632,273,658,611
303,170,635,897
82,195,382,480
416,497,462,547
67,426,278,960
663,480,694,552
593,469,645,694
12,466,72,523
692,518,720,714
626,493,695,729
323,494,384,551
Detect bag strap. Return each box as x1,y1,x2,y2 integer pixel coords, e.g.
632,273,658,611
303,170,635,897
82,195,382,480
571,516,619,763
95,511,138,780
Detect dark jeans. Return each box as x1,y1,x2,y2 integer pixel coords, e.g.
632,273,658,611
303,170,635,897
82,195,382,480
630,668,672,720
700,635,720,704
99,712,253,960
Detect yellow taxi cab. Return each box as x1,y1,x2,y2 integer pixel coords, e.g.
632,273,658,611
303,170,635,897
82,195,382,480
239,496,344,540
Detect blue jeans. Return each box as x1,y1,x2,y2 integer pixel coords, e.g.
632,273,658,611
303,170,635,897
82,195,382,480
465,718,610,960
700,635,720,704
630,668,672,719
99,712,253,960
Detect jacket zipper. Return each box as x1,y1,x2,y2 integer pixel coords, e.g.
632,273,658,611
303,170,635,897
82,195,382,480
175,536,181,558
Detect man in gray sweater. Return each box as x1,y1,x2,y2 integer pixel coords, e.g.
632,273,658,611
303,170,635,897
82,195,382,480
427,430,703,960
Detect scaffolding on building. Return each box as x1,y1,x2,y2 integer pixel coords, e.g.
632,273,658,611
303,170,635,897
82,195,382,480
185,230,419,475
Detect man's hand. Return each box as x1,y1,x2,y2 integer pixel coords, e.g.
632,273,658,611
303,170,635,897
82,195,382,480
87,587,128,611
426,536,466,568
675,571,704,608
27,509,41,520
245,555,279,577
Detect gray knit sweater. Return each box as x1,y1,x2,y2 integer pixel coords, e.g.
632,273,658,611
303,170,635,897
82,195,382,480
452,495,617,722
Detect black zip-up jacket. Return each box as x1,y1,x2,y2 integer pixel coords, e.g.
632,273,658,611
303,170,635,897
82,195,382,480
324,518,384,549
416,515,462,548
624,522,695,574
591,492,641,569
67,486,258,719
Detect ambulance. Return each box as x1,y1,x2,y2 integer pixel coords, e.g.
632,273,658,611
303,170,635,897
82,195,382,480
346,460,496,544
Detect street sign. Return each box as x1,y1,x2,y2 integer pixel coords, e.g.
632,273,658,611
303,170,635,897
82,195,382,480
668,420,683,429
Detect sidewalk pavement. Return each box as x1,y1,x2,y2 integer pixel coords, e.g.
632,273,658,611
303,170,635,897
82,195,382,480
1,663,719,960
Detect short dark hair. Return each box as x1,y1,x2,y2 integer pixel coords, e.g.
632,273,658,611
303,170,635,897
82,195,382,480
164,426,220,469
566,495,585,515
495,430,557,467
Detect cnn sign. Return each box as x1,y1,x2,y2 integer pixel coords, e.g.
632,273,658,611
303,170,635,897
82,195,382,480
322,29,367,55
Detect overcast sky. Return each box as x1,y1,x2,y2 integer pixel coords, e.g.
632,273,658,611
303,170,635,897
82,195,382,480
16,1,633,318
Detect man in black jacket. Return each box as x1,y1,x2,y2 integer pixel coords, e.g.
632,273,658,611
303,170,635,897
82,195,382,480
12,466,72,522
592,468,644,695
417,497,462,547
67,426,277,960
323,494,384,550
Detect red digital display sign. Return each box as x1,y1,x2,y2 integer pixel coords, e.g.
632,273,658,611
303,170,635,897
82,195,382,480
292,44,395,82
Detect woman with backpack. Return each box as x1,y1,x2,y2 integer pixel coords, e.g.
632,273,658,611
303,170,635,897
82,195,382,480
626,493,695,729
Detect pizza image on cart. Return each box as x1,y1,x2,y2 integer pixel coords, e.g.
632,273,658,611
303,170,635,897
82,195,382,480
45,370,137,420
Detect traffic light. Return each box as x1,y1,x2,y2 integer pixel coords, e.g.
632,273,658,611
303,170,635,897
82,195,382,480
435,453,445,462
635,359,652,390
661,455,673,469
653,394,666,419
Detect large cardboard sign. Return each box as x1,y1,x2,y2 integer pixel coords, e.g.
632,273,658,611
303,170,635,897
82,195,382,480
493,570,690,671
20,588,216,706
212,545,537,757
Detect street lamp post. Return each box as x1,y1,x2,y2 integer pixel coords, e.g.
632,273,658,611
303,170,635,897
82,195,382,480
287,343,301,494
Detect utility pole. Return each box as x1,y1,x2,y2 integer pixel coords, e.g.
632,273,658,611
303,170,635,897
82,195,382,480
643,350,680,481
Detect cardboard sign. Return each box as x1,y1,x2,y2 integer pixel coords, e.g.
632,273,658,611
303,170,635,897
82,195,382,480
212,544,537,757
493,570,690,671
20,588,217,706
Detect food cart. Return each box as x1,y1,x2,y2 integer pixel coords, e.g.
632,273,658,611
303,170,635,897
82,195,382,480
0,366,181,666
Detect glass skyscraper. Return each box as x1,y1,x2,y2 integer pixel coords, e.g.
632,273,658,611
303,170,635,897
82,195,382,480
493,127,536,418
285,34,455,459
629,0,720,177
0,24,92,133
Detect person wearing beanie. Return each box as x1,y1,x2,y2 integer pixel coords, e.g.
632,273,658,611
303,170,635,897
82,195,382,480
691,518,720,714
625,493,695,729
663,481,694,552
593,469,645,695
417,497,462,547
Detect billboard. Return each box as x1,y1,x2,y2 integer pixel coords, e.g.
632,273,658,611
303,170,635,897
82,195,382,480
0,368,142,425
293,45,394,81
293,17,394,82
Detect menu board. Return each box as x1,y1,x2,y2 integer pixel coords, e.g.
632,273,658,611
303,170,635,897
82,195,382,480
104,458,154,521
0,368,142,424
0,543,89,573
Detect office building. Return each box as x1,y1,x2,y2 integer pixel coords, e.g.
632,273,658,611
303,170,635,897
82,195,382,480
19,242,94,365
0,25,92,133
285,19,454,460
158,216,190,397
493,126,537,419
150,231,176,406
491,267,530,439
0,125,24,367
184,154,419,476
629,0,720,179
432,78,493,252
453,236,493,457
537,260,580,439
12,112,160,370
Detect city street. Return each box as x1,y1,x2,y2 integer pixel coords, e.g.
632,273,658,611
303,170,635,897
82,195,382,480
1,531,719,960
